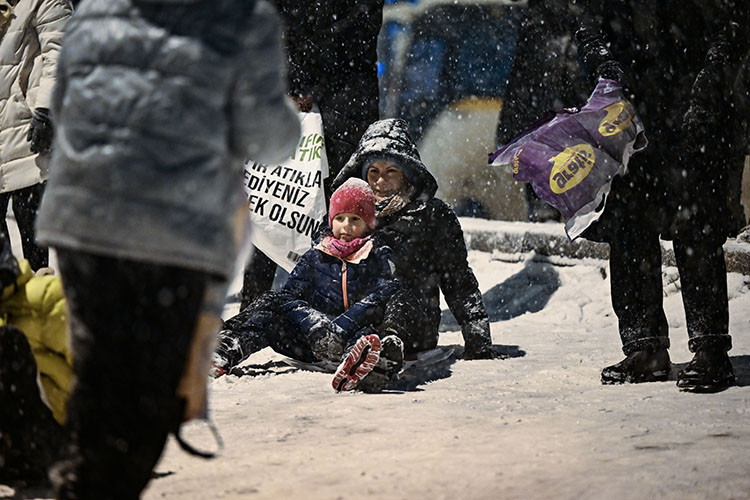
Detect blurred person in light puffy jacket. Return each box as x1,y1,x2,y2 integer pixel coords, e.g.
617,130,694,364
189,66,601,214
0,0,72,271
35,0,300,497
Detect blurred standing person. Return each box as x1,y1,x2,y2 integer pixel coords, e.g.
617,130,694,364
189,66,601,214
35,0,299,497
496,0,588,222
0,0,72,270
574,0,749,392
273,0,383,182
241,1,384,308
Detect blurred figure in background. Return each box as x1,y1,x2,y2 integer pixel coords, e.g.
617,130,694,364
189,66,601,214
241,1,384,308
0,0,72,270
35,0,299,497
495,0,588,222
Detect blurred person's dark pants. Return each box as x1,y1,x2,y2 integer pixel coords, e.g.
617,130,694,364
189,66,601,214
0,183,48,270
53,250,209,500
0,326,64,484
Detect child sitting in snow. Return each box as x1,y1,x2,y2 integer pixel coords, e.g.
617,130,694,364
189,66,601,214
212,178,403,392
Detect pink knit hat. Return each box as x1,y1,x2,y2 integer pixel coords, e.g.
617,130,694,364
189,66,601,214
328,178,376,229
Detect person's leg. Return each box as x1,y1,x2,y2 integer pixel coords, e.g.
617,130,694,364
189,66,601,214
674,237,730,351
601,225,671,383
52,250,208,500
0,326,64,484
673,235,734,392
215,292,286,371
11,184,48,270
264,322,319,363
239,248,277,310
380,288,433,356
0,191,12,260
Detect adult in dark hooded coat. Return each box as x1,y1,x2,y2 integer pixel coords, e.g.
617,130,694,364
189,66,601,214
574,0,750,392
332,119,494,359
240,0,384,307
35,0,300,496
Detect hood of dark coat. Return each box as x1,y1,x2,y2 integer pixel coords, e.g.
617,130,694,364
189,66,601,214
332,118,438,201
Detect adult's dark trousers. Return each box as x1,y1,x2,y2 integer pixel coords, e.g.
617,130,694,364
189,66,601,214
380,288,434,356
0,183,48,270
609,224,731,355
0,326,64,484
53,250,209,500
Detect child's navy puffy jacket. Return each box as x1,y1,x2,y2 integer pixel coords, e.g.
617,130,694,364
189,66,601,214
278,239,399,339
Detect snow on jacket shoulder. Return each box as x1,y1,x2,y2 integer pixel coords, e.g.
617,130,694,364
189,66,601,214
0,0,72,193
36,0,300,277
279,239,399,338
0,260,70,424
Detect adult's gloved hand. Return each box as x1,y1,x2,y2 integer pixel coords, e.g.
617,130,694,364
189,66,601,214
574,24,626,86
461,319,495,360
27,108,53,154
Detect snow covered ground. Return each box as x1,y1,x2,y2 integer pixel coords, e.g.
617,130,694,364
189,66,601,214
142,249,750,500
3,216,749,500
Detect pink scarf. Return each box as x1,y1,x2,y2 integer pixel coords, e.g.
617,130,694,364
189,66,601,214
317,235,373,261
325,235,370,258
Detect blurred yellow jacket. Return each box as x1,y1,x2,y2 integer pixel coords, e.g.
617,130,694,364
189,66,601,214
1,260,70,424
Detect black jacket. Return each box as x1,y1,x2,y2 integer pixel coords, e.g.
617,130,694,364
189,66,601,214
270,0,383,176
496,0,589,146
577,0,750,241
333,119,492,355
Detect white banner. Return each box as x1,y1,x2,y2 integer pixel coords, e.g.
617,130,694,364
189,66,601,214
243,111,329,272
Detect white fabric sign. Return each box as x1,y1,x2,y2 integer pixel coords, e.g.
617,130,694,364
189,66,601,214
243,111,329,272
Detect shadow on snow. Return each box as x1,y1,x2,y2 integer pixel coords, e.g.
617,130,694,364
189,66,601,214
439,258,562,332
228,344,526,394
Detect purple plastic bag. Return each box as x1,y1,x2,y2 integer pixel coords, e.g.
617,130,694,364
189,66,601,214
489,79,647,240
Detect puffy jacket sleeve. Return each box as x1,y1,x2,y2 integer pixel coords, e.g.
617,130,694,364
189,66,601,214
278,249,330,333
330,244,400,336
229,0,300,165
431,200,492,352
31,0,73,109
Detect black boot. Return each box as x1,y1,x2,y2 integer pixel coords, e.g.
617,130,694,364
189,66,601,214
676,347,735,393
601,347,671,384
